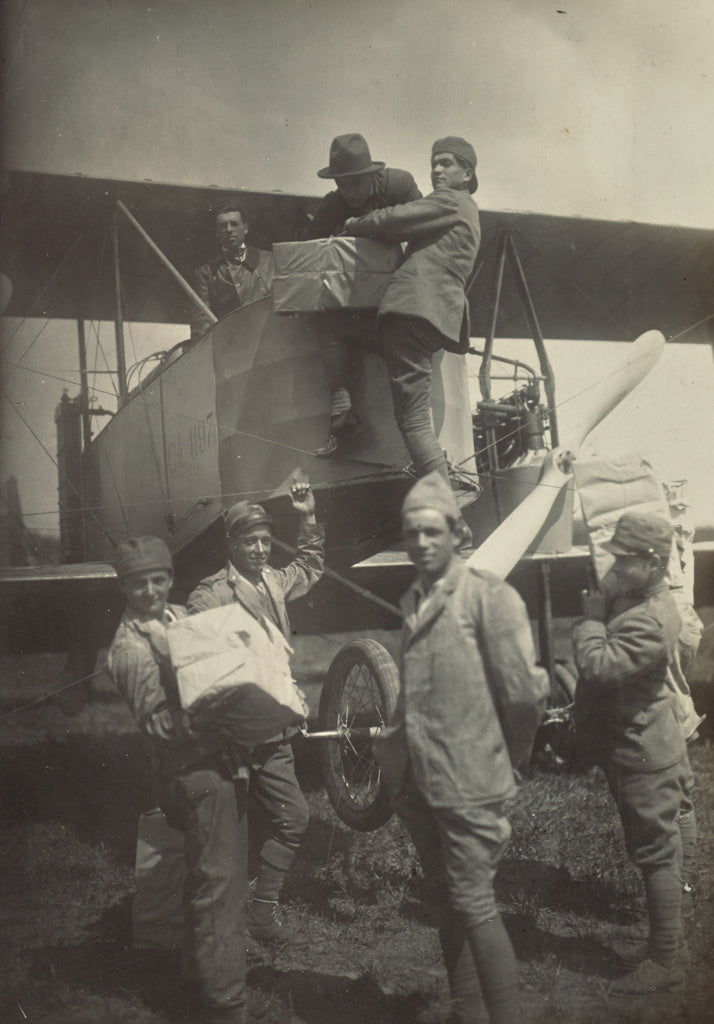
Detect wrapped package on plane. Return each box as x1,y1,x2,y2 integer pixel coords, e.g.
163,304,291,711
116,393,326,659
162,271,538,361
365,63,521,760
573,453,682,586
272,236,402,313
167,604,309,747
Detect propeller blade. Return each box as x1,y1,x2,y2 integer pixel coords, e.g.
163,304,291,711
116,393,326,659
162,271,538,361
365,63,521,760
567,329,665,449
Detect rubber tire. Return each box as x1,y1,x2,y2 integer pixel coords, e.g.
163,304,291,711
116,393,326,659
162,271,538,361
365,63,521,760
534,660,578,771
318,639,400,832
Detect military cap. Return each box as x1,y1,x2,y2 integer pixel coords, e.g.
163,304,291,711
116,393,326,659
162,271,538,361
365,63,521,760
602,511,674,560
432,136,478,193
114,536,173,579
401,470,461,523
225,500,273,536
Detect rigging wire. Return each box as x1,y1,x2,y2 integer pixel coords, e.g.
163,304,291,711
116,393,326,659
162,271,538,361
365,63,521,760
5,315,699,529
1,388,118,547
2,318,53,386
0,233,85,355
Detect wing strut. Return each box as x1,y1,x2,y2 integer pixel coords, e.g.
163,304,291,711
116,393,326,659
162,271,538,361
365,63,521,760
478,230,559,448
112,211,129,406
115,199,217,329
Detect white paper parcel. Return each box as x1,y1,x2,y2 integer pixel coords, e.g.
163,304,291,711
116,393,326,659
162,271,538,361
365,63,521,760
167,604,308,747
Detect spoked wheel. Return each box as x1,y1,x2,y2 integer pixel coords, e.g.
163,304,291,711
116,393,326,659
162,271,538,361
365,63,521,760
318,639,399,831
533,660,578,771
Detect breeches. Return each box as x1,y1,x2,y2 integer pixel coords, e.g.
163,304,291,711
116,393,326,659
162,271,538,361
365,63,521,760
601,756,688,872
394,765,510,926
243,737,310,870
380,313,452,477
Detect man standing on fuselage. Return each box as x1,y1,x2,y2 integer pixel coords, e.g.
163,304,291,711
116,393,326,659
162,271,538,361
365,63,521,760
344,137,481,483
304,133,422,457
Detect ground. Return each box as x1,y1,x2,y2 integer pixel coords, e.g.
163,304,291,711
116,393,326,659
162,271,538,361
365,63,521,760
1,620,713,1024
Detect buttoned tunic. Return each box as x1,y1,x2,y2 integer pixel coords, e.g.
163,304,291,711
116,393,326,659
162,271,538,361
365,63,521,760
375,560,549,807
187,522,324,641
572,581,686,772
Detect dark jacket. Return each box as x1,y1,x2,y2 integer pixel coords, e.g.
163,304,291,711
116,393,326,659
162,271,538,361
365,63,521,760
572,580,686,771
186,522,325,640
346,188,480,351
191,246,274,339
374,559,549,807
303,167,422,240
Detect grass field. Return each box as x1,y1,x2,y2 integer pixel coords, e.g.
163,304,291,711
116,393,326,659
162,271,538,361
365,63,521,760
1,625,713,1024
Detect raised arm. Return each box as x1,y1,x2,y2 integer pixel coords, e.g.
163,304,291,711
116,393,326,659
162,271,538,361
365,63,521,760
572,609,671,688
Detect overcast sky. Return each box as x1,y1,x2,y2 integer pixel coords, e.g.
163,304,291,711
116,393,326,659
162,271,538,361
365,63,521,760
1,0,713,541
3,0,714,226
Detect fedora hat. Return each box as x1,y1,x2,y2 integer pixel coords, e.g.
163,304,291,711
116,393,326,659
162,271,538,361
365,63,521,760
317,134,385,180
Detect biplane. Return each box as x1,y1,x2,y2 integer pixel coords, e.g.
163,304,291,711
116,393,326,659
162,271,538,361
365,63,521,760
1,169,713,828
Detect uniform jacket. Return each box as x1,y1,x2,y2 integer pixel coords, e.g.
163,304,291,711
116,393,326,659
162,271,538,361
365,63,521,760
303,167,422,240
374,559,549,808
186,522,325,641
572,581,686,771
190,247,274,339
107,603,225,775
346,188,481,351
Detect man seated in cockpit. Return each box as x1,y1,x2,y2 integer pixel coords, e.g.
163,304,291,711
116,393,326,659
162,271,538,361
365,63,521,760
190,199,274,341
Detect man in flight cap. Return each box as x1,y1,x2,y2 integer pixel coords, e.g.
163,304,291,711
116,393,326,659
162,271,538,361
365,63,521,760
572,510,692,995
344,136,481,484
304,133,422,457
108,536,250,1023
187,481,324,945
374,471,548,1023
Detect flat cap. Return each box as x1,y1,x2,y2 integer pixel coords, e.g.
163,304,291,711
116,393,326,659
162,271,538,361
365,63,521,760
602,511,674,560
401,470,461,522
225,500,273,536
114,536,173,579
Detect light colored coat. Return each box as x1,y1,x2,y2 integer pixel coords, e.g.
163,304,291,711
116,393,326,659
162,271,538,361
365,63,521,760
374,559,549,808
347,188,481,351
186,522,325,640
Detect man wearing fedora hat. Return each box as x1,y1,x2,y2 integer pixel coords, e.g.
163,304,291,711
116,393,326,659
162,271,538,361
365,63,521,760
343,136,480,483
304,133,421,457
187,481,324,946
108,537,250,1023
572,511,693,996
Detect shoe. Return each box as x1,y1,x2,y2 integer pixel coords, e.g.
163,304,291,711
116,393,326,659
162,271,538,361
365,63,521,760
247,898,303,947
618,937,690,972
314,410,362,458
448,463,482,512
609,957,685,996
